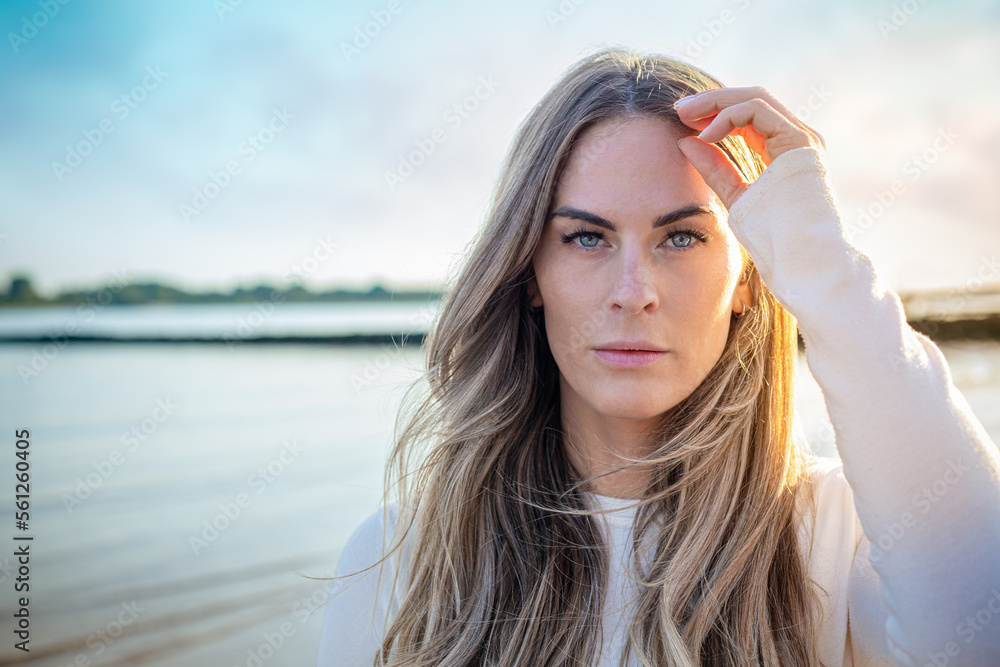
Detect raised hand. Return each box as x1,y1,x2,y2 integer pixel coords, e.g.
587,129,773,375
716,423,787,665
674,86,827,210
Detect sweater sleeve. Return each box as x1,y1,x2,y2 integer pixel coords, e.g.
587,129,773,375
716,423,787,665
726,146,1000,667
315,504,402,667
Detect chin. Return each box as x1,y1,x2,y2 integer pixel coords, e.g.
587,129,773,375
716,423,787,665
592,394,676,422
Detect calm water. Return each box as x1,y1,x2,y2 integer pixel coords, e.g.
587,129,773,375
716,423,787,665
0,301,438,339
0,305,998,666
0,340,428,667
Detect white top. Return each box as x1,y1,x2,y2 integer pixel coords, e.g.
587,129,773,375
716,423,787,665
315,147,1000,667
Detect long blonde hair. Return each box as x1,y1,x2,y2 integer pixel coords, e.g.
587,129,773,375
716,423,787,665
353,47,826,666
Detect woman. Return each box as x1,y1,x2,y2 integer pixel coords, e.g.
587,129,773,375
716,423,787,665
316,48,1000,666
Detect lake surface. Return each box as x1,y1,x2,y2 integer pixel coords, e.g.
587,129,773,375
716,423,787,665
0,304,997,666
0,301,439,340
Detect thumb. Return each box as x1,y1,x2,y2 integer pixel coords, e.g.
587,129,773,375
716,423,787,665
677,136,750,211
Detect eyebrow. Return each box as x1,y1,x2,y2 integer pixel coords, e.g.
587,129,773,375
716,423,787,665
547,204,717,231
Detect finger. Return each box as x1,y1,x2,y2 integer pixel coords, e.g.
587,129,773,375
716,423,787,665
697,99,815,163
697,98,796,144
676,86,814,138
675,86,826,160
672,114,717,132
676,136,749,211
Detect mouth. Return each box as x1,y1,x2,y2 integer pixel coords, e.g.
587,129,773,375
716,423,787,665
593,349,669,367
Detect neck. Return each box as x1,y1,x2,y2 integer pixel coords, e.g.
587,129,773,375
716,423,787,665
560,387,661,500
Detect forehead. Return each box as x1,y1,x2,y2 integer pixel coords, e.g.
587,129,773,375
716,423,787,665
553,115,720,214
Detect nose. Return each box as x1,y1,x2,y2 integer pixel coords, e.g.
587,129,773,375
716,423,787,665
609,247,659,314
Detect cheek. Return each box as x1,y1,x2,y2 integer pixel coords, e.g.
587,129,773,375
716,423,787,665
538,269,596,359
533,244,613,367
677,269,732,321
678,266,741,364
652,263,738,373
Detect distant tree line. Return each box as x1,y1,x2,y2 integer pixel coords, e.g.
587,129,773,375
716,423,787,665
0,274,442,308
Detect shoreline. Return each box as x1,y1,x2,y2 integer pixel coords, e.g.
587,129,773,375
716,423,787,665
1,315,998,346
0,332,429,345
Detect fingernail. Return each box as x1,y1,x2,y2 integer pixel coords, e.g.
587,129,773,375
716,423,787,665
673,96,695,107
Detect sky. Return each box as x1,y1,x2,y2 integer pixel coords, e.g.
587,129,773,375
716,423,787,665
1,0,999,298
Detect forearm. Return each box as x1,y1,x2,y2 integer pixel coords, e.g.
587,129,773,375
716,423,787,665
727,146,1000,666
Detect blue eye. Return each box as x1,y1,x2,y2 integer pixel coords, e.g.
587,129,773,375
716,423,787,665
669,233,694,248
559,229,604,249
666,228,710,246
559,227,708,251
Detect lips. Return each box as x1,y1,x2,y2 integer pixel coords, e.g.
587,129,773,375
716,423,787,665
591,339,670,367
594,340,668,352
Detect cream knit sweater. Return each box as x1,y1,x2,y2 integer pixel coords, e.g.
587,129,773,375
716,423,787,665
316,147,1000,667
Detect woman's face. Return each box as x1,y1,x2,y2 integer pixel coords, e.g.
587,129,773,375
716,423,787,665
528,114,752,426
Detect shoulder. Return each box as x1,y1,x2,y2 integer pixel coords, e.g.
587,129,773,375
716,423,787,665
795,456,893,665
797,455,863,559
335,499,408,579
801,454,851,500
316,499,412,666
793,456,861,665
